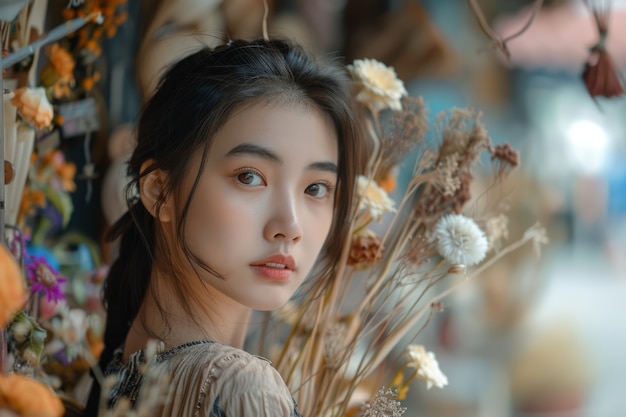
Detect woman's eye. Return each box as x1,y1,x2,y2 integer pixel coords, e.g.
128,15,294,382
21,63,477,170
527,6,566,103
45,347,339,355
305,182,334,199
236,171,264,186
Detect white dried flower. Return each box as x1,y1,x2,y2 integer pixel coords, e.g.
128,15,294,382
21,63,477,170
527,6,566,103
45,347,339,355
356,175,396,222
361,387,406,417
433,214,488,266
348,59,408,112
10,87,54,129
405,345,448,389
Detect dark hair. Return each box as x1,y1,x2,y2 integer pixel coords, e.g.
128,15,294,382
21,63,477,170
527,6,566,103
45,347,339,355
85,38,363,413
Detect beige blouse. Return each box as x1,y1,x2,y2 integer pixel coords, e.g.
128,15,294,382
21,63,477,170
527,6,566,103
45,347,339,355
104,340,302,416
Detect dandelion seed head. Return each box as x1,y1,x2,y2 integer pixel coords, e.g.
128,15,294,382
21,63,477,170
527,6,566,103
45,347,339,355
434,214,488,266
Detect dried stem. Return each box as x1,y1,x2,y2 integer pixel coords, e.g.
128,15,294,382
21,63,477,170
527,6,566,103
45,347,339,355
467,0,544,59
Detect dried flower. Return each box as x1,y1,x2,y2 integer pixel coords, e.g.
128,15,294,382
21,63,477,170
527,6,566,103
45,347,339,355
433,214,488,266
377,96,429,172
10,87,54,129
490,143,520,177
0,374,65,417
434,155,460,197
356,176,396,222
49,44,75,80
259,55,537,417
360,387,406,417
46,308,89,363
436,108,491,165
0,245,26,328
348,229,384,269
9,311,47,369
485,214,509,252
26,256,67,303
348,59,408,112
40,44,76,99
37,150,77,193
324,322,348,366
405,345,448,389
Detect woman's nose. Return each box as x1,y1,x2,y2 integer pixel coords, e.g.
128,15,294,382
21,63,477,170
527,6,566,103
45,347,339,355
263,195,303,243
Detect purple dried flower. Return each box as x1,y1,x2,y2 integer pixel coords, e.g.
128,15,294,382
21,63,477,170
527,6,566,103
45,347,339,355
26,256,67,303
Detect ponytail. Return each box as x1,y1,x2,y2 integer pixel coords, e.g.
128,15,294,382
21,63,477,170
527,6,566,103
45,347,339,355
84,201,155,414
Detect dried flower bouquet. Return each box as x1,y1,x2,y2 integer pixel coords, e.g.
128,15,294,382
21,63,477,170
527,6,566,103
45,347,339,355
253,58,547,416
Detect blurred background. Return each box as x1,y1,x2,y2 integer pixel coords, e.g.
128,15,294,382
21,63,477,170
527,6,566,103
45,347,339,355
6,0,626,416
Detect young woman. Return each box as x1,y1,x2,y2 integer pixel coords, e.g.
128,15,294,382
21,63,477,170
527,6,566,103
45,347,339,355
85,39,364,416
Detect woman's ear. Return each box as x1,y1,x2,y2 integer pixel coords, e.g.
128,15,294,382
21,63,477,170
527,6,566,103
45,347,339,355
139,160,172,223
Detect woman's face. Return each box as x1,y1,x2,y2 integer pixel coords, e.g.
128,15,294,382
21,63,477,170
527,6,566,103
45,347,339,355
178,101,338,311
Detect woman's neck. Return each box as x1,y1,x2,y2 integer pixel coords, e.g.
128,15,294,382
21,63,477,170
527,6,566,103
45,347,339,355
123,274,252,360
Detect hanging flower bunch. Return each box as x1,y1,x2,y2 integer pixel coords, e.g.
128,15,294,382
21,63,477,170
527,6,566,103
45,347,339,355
0,2,115,413
254,59,547,416
0,245,65,417
61,0,128,93
18,150,76,236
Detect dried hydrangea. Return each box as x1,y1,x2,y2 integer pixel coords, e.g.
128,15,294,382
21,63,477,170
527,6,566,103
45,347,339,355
405,345,448,389
433,214,488,266
360,387,406,417
348,59,408,112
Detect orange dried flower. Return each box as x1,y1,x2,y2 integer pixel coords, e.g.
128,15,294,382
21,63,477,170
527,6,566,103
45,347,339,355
49,44,75,81
106,26,117,38
377,169,397,193
57,162,77,193
18,187,46,226
61,8,75,20
0,244,26,328
114,12,128,26
0,374,65,417
37,150,77,192
52,81,73,99
348,233,384,269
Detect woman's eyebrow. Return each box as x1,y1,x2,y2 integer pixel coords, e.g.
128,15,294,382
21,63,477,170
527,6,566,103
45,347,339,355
226,143,338,173
310,161,337,174
226,143,280,162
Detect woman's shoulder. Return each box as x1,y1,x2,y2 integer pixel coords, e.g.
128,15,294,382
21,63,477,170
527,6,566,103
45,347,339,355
167,341,285,388
163,341,302,416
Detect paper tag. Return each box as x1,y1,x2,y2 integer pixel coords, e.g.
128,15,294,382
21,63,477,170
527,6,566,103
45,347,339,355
58,97,100,138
